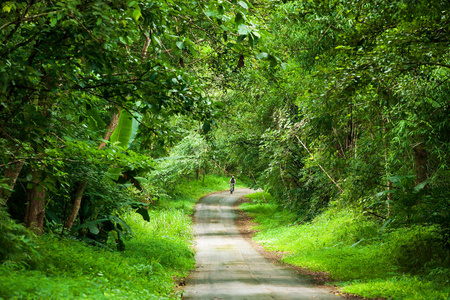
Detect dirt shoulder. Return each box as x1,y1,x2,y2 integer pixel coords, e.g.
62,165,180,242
234,197,385,300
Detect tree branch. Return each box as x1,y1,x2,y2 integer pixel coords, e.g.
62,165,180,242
0,11,57,31
292,130,344,193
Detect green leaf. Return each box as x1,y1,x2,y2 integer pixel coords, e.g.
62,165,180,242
255,52,269,60
237,1,248,10
132,7,141,22
176,41,185,50
268,55,278,67
350,238,365,248
2,2,15,13
88,224,100,235
128,113,141,148
86,108,106,131
110,110,134,147
152,35,162,47
134,177,149,184
379,219,395,234
205,10,215,17
238,24,251,35
414,180,430,192
107,110,137,180
235,12,244,25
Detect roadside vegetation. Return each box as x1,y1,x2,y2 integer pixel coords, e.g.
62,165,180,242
0,175,234,299
1,206,193,299
1,0,252,298
241,192,450,300
1,1,449,300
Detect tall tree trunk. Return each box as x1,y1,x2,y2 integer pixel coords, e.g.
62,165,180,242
414,143,428,184
64,110,121,231
382,119,392,216
24,170,46,235
0,160,24,203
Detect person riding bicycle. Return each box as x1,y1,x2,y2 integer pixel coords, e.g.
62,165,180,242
229,176,236,190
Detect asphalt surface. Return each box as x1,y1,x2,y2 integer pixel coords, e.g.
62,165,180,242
183,189,341,300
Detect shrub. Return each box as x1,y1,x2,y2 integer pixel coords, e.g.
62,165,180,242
383,225,448,272
0,206,40,267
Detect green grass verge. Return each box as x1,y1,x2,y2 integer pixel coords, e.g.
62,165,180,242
0,174,240,299
0,208,194,299
241,192,450,300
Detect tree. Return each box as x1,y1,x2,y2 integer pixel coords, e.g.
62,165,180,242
1,0,266,233
214,0,450,229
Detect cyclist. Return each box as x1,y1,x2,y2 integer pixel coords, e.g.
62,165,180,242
229,176,236,192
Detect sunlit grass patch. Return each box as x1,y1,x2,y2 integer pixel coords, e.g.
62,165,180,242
0,235,176,299
341,276,450,300
0,207,196,299
241,192,296,229
240,193,450,300
283,246,396,281
244,191,274,203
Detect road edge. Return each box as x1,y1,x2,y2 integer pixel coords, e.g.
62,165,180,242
233,196,386,300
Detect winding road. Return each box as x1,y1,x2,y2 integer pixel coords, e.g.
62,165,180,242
183,189,341,300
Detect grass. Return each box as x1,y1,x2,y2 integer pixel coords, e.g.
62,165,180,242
0,174,241,299
0,209,193,299
240,192,450,300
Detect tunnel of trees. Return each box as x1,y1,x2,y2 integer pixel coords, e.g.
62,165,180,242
1,0,449,299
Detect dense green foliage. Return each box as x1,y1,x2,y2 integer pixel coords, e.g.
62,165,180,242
1,0,449,299
219,0,450,229
242,192,450,300
0,207,39,266
0,0,263,234
211,3,450,297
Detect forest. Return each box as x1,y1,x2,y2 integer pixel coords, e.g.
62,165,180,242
1,0,449,299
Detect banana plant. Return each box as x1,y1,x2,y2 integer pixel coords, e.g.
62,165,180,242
106,109,141,180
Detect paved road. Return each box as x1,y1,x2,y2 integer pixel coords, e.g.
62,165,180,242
183,189,341,300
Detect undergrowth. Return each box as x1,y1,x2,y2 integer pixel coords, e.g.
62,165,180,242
0,209,193,299
241,192,450,300
0,175,236,299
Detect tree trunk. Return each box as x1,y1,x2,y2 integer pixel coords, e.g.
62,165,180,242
24,170,46,235
98,110,121,150
64,110,121,231
414,143,428,184
0,160,24,203
382,119,392,216
64,180,88,231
